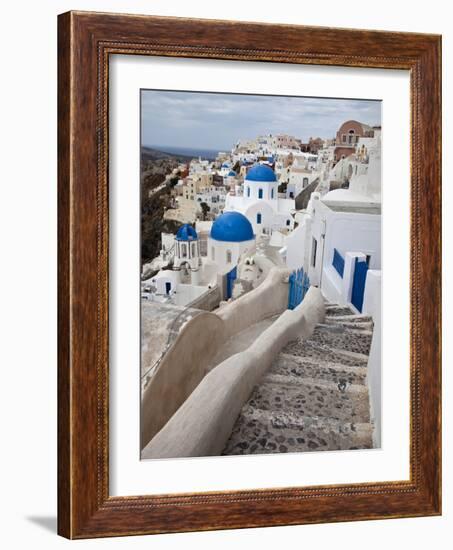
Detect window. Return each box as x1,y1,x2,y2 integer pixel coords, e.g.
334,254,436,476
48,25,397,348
181,244,187,258
247,186,250,197
289,192,294,198
342,134,346,143
258,188,263,199
303,177,309,187
311,237,317,267
211,246,215,261
226,250,232,263
286,219,290,226
191,242,197,257
257,213,262,224
271,188,274,199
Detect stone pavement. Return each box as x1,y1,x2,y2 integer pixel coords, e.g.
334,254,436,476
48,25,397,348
141,301,203,391
222,303,375,455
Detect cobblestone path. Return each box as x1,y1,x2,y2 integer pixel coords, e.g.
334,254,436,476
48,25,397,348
222,303,375,455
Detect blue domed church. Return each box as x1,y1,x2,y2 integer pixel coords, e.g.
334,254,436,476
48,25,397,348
208,211,255,275
224,163,295,235
173,224,201,284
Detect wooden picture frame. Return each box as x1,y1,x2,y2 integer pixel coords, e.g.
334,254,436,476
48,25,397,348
58,11,441,539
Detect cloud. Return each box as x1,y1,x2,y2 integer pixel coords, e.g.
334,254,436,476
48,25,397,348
141,89,381,150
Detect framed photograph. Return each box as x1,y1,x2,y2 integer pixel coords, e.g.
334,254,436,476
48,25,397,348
58,11,441,538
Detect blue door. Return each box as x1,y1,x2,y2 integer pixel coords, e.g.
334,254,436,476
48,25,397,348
351,258,368,312
226,266,237,299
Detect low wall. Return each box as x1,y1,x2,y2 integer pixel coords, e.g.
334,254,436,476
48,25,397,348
142,287,325,459
216,267,290,339
141,267,289,449
140,311,225,448
187,284,221,311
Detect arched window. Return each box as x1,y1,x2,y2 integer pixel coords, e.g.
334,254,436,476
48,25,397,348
257,213,262,224
226,250,232,263
348,129,355,144
271,188,274,199
181,243,187,258
191,242,197,257
211,246,215,261
258,188,263,199
247,186,250,197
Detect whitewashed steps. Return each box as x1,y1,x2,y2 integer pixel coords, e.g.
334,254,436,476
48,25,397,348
283,340,369,367
326,314,373,323
222,407,373,455
306,325,373,355
273,354,368,386
245,378,370,423
320,319,373,331
222,302,375,456
324,304,356,316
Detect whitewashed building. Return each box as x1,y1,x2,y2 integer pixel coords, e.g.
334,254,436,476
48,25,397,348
224,164,295,235
208,211,255,275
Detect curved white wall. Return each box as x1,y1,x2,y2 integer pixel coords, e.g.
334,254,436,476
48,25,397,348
208,237,254,274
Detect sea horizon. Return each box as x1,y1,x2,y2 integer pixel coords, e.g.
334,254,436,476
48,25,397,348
143,144,223,160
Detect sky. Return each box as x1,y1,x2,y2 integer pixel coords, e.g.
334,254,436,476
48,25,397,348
141,89,381,152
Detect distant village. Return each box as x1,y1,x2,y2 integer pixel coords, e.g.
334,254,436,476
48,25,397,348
141,119,383,459
142,119,381,311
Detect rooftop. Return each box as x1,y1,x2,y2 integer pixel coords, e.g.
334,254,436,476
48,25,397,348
323,201,381,215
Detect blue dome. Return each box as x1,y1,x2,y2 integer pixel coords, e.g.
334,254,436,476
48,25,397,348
176,224,198,241
245,164,277,183
227,170,236,177
210,212,254,242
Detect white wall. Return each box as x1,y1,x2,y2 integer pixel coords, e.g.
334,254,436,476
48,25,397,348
208,237,254,274
362,270,382,448
1,1,450,549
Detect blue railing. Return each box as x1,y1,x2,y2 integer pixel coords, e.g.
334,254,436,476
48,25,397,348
332,248,345,278
288,268,310,310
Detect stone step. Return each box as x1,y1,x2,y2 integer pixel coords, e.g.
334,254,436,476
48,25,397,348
306,325,373,355
324,304,355,316
326,314,373,323
222,407,373,455
320,319,373,331
268,353,368,386
244,378,370,423
282,339,369,367
316,323,373,335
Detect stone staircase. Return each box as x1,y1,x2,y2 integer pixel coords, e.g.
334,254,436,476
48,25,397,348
222,303,375,455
